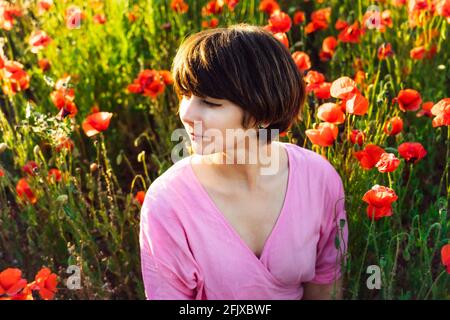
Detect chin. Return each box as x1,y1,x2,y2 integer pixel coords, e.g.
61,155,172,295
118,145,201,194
190,143,215,155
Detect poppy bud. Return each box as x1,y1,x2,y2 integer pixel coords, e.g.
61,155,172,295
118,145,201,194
137,151,145,163
90,163,98,173
56,194,68,204
0,142,7,154
34,145,41,156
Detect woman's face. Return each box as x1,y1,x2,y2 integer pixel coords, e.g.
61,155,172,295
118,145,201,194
179,94,258,157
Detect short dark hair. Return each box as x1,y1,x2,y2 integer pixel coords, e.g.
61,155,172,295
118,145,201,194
171,23,306,142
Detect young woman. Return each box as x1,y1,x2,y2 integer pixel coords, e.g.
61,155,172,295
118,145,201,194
139,23,348,300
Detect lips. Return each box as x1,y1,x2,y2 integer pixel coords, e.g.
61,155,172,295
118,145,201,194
189,132,203,139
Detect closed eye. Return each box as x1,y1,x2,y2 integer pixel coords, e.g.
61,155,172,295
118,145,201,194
202,100,222,107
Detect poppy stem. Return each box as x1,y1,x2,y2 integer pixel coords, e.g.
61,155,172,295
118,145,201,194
423,269,447,299
399,163,413,210
387,172,393,189
352,217,374,299
447,126,450,210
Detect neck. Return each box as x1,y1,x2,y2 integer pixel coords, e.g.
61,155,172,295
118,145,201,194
199,141,285,192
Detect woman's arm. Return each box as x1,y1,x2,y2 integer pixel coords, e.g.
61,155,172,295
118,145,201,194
302,277,343,300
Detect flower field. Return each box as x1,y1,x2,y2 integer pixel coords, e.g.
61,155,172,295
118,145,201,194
0,0,449,300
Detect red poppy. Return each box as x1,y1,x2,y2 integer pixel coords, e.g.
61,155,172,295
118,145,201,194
224,0,239,12
170,0,189,14
305,122,338,147
48,168,62,183
362,185,398,220
330,76,359,99
381,10,394,30
258,0,280,15
313,82,332,99
55,135,74,153
353,144,386,170
398,142,427,164
349,129,365,146
16,178,37,204
384,116,403,135
272,32,289,48
426,45,438,59
65,6,85,29
93,13,106,24
335,19,349,31
354,70,366,89
267,10,292,33
201,17,219,29
0,2,22,30
338,21,363,43
0,268,27,296
378,43,394,59
38,58,51,72
345,92,368,116
22,161,39,176
320,36,338,61
127,69,166,98
305,7,331,34
410,46,426,59
135,191,146,205
158,70,174,85
82,112,113,137
51,88,78,118
37,0,53,15
416,101,434,118
90,104,100,114
437,0,450,23
2,60,30,95
317,103,345,124
5,284,33,300
292,51,311,73
430,98,450,127
305,70,325,89
127,11,137,23
394,89,422,112
376,153,400,173
305,19,328,34
293,10,305,25
201,0,224,16
33,267,57,300
441,244,450,274
29,30,52,53
363,9,393,32
0,168,4,177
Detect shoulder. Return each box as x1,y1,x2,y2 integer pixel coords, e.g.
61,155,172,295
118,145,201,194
283,142,345,208
140,155,193,221
284,142,341,182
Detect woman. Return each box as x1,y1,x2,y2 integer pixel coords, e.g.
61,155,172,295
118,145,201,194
139,23,348,300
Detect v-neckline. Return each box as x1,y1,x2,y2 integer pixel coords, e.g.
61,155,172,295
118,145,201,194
187,142,293,264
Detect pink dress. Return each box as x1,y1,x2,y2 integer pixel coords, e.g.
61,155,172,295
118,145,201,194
139,142,348,300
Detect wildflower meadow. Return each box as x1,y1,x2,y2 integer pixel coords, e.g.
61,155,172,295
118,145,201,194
0,0,449,300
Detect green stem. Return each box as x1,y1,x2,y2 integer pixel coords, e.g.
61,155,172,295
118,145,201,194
424,270,447,300
352,218,374,299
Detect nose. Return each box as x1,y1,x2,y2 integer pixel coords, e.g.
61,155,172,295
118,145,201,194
179,96,203,133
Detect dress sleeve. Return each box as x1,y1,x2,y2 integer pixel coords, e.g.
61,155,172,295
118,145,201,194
310,166,349,284
139,187,202,300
